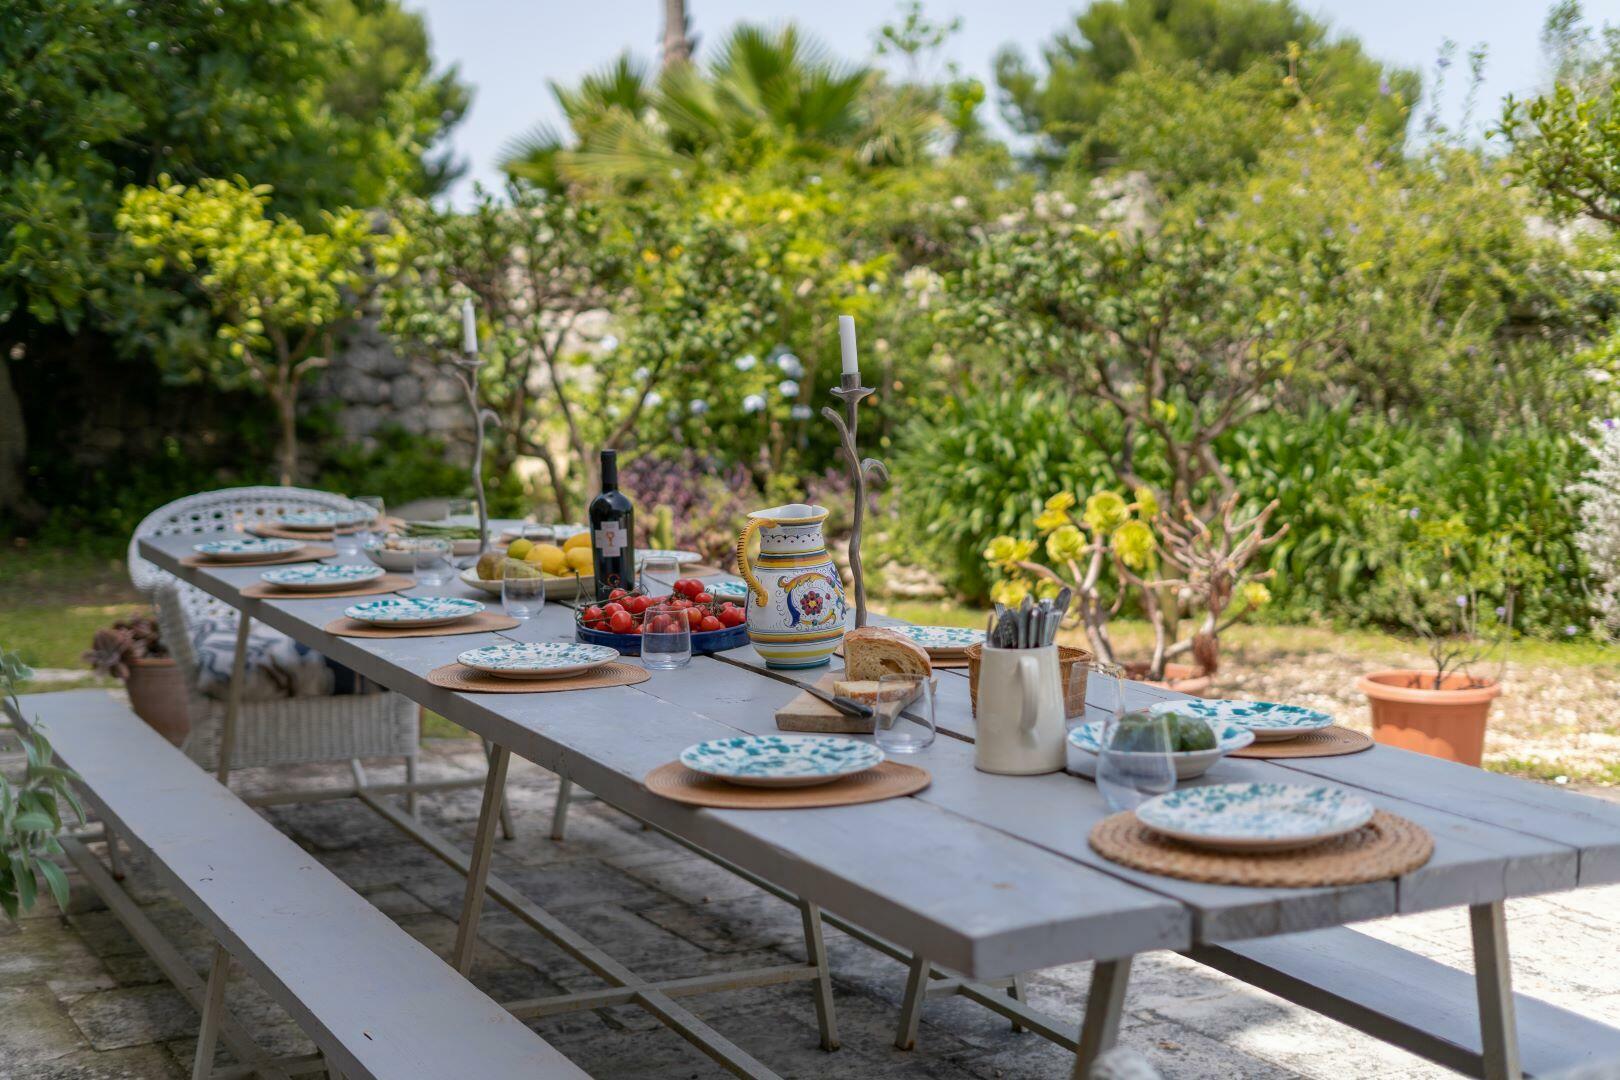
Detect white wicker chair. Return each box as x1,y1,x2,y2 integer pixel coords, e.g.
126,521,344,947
128,486,419,777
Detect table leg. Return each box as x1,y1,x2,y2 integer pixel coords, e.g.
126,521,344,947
798,900,840,1051
1072,956,1132,1080
551,777,573,841
452,744,510,976
1470,901,1522,1080
894,953,930,1050
1009,973,1029,1033
191,943,231,1080
217,615,251,785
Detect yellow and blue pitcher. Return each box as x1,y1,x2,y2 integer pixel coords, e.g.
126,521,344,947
735,504,847,669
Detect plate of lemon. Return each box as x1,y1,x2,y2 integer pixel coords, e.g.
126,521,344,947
464,532,596,600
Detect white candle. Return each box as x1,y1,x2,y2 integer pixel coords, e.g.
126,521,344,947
838,315,859,379
461,298,478,355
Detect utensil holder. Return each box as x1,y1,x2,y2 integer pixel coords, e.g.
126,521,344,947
966,642,1093,719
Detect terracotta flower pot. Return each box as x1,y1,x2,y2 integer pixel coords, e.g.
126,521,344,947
1123,661,1213,697
124,657,191,747
1356,669,1501,767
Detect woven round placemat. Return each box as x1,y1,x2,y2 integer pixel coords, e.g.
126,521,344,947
1229,726,1373,759
240,573,414,600
644,760,930,809
426,661,650,693
248,524,353,541
1089,809,1432,887
323,611,520,638
179,545,336,569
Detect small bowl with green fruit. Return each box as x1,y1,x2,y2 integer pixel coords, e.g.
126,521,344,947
1067,708,1254,779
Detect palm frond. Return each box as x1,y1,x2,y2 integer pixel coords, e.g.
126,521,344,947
498,122,568,187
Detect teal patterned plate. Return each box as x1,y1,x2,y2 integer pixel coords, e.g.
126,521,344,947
679,735,885,789
891,625,986,654
457,641,619,680
259,564,385,592
1068,717,1253,779
344,596,483,627
193,537,303,562
1136,781,1374,852
1153,699,1334,742
277,509,372,530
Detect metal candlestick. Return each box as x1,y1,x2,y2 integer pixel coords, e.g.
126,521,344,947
823,373,888,629
449,352,499,557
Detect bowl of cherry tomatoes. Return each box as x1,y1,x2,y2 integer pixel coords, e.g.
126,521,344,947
574,576,750,655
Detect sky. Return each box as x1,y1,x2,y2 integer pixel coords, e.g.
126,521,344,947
405,0,1620,206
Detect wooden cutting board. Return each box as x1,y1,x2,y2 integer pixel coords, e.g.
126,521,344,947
774,672,909,735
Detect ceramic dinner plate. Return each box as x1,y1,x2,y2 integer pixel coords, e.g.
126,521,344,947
276,509,372,530
679,735,885,789
1135,781,1375,852
192,537,304,562
1068,718,1254,779
637,549,702,566
890,625,985,654
1154,698,1335,742
343,596,483,628
259,564,385,592
456,641,619,680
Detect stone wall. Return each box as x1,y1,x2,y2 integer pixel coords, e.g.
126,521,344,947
312,314,475,456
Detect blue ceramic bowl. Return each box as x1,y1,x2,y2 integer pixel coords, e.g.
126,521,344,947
575,618,750,656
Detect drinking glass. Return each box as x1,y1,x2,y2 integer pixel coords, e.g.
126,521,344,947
641,602,692,670
1094,683,1176,814
411,538,454,587
520,522,554,546
446,497,473,523
346,495,386,555
1070,659,1125,731
875,674,936,755
502,565,546,626
641,553,681,597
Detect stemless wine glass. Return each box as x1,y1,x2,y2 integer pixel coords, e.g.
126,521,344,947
875,673,936,754
1070,659,1124,731
502,563,546,628
411,537,454,587
642,602,692,670
1095,703,1176,814
446,497,473,523
640,553,681,597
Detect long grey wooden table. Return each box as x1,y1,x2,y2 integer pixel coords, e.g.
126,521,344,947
139,534,1620,1078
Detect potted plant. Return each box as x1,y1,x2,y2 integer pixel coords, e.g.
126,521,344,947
83,614,189,746
1353,505,1527,766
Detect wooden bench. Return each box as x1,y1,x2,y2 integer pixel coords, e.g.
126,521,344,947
11,690,588,1080
1190,926,1620,1078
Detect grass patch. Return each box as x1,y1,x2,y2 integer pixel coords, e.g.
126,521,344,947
1487,757,1620,787
421,710,470,740
0,603,149,671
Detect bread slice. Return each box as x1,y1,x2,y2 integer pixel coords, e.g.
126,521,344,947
843,627,932,681
832,679,912,705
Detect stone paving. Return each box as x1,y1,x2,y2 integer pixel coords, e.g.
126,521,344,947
4,737,1620,1080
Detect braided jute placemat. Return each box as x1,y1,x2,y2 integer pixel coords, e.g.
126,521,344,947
644,760,930,809
240,573,414,600
323,611,520,638
180,546,336,569
249,516,405,542
1229,726,1373,759
1089,809,1432,888
426,661,649,694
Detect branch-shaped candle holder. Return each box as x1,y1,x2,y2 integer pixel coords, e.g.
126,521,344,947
822,372,888,629
455,299,499,556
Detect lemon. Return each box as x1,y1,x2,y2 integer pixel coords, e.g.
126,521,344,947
503,559,541,579
565,546,594,573
524,543,568,575
506,538,534,561
562,532,591,552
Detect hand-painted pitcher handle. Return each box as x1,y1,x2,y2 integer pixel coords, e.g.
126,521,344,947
736,518,768,607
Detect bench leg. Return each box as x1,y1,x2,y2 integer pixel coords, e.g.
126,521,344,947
550,777,573,841
217,615,252,786
894,953,930,1050
799,900,840,1051
404,753,418,818
192,944,231,1080
1009,972,1028,1033
452,744,510,976
105,824,124,882
1072,956,1132,1080
1470,901,1522,1080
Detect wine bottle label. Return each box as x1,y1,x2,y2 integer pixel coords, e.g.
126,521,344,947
594,523,628,556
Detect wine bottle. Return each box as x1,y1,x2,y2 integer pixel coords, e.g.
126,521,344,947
589,449,636,600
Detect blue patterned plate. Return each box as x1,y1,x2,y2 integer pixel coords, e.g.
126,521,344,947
1154,699,1334,742
1135,782,1374,852
193,537,304,562
344,596,483,628
1068,718,1254,779
891,625,986,654
679,735,885,789
276,509,372,530
456,641,618,680
259,564,385,592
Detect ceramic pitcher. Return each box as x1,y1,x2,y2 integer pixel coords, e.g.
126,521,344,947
974,644,1068,774
736,503,847,669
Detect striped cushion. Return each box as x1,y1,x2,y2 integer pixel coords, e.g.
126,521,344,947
190,618,377,701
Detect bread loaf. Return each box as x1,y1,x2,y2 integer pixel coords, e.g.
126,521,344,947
842,627,931,681
832,679,911,705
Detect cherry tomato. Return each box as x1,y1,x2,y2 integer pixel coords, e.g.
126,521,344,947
672,578,701,598
699,615,723,632
609,588,628,601
609,610,634,634
717,607,745,628
586,619,608,631
582,605,604,622
694,592,713,604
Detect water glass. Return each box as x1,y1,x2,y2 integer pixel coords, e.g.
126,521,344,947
502,566,546,624
411,537,454,587
445,497,473,523
1095,703,1176,814
641,553,681,596
874,673,936,754
348,495,386,554
641,602,692,670
1071,659,1125,731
